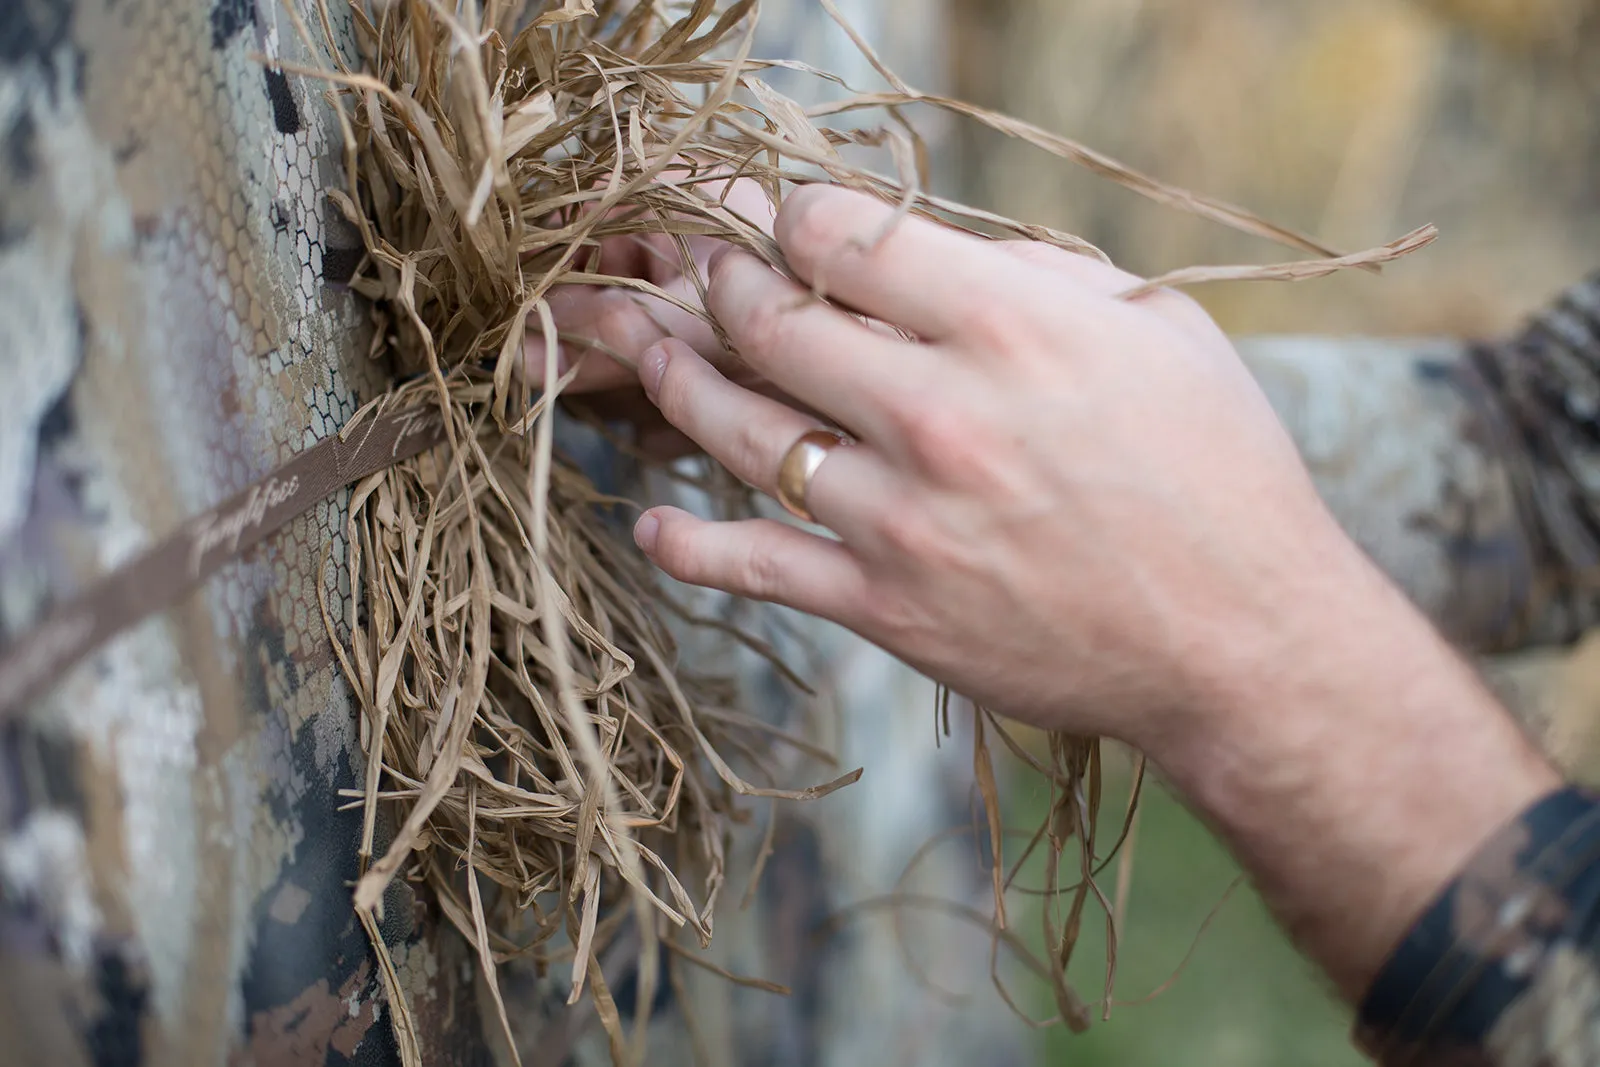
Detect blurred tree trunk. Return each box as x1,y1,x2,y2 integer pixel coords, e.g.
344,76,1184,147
946,0,1012,197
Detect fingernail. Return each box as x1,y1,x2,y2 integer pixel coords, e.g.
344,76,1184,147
639,342,672,402
707,244,734,278
634,512,661,554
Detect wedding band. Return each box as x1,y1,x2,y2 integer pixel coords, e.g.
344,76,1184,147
776,428,853,524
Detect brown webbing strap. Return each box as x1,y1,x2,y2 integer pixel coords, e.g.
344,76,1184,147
0,405,449,721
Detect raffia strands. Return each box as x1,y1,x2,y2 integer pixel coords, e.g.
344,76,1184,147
271,1,1437,1063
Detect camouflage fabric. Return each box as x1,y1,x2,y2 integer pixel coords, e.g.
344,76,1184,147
1461,273,1600,649
1237,272,1600,660
0,1,493,1063
1356,787,1600,1066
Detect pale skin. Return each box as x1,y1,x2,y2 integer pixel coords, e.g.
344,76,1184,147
533,183,1562,1006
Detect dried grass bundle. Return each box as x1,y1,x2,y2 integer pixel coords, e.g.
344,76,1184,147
273,2,1435,1062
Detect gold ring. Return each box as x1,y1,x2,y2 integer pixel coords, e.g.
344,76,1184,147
776,428,853,524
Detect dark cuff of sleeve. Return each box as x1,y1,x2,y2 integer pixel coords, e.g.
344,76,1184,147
1354,786,1600,1066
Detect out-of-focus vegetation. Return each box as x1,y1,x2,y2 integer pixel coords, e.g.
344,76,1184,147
1010,765,1365,1067
949,0,1600,338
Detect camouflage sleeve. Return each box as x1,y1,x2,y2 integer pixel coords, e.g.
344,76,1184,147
1354,787,1600,1066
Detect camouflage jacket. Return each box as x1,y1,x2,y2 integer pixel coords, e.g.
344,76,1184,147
1357,787,1600,1066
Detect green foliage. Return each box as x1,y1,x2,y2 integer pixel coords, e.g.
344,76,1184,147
1016,776,1367,1067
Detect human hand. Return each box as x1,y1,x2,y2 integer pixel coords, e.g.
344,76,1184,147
529,177,798,459
613,187,1567,1001
556,183,1564,1007
617,184,1373,748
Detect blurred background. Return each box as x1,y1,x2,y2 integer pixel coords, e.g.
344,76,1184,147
945,0,1600,338
756,1,1600,1065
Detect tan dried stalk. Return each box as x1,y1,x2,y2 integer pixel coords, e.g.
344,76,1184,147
276,1,1436,1063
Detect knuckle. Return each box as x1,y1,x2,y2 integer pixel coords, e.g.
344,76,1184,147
1152,287,1213,328
707,246,736,292
1002,241,1136,292
959,300,1035,355
706,250,756,321
785,211,843,275
740,295,799,358
725,418,773,487
999,241,1072,271
873,385,931,444
776,186,843,263
881,511,965,579
872,506,938,563
737,539,787,600
901,407,984,477
596,298,641,352
873,382,1009,491
916,418,1017,493
853,490,955,573
593,318,635,370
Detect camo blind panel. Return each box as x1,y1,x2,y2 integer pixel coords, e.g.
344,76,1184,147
0,1,489,1063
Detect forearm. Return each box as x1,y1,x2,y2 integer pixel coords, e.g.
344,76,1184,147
1153,525,1562,1001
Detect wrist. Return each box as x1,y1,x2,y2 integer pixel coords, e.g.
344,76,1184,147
1145,532,1560,1000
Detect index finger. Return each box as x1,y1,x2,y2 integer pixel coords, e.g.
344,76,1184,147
773,185,1037,342
529,273,722,392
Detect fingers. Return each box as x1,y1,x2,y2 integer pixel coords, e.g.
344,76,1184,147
771,187,1212,350
638,338,810,493
639,339,902,543
707,249,927,440
772,185,1037,342
634,507,871,625
529,173,780,392
993,241,1143,295
526,287,650,392
690,173,779,243
618,164,779,247
529,280,721,392
533,281,831,410
993,240,1214,327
